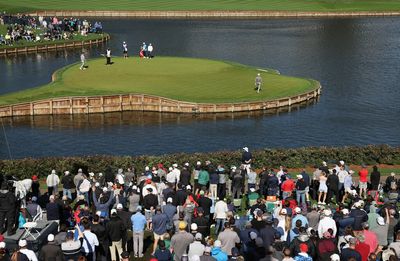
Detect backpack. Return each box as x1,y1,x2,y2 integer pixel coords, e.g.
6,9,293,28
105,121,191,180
11,251,29,261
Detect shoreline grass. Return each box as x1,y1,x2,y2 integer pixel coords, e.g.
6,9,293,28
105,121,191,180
0,56,318,106
2,1,400,13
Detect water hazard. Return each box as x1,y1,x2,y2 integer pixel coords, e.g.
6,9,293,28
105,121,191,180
0,18,399,159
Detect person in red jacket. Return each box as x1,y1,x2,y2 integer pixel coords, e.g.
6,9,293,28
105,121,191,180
359,164,369,198
281,177,295,199
355,234,370,261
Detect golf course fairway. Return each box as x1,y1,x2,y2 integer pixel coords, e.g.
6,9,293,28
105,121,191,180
0,57,319,105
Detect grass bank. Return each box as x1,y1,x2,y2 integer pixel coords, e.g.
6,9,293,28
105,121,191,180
0,24,108,50
1,0,400,13
0,56,318,105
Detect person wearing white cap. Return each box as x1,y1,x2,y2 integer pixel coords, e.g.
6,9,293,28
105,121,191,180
39,233,63,260
291,207,309,229
193,161,202,194
211,240,228,260
18,239,38,261
122,41,128,58
172,164,181,189
254,73,262,93
341,170,354,204
246,167,257,193
61,170,74,200
295,174,307,208
318,209,337,239
188,232,205,260
46,169,60,196
107,208,125,261
241,147,252,174
337,164,348,199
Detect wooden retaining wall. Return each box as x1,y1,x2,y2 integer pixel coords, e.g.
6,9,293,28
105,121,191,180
27,10,400,18
0,85,321,117
0,34,110,55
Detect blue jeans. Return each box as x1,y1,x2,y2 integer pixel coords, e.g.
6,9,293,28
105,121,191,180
63,189,72,199
296,190,306,206
215,218,225,235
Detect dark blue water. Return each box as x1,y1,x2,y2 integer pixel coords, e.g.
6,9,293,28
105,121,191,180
0,18,399,159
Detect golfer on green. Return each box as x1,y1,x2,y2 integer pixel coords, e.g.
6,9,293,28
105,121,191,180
80,53,86,70
255,73,262,93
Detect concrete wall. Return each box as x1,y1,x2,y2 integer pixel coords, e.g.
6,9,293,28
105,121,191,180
0,35,110,55
0,85,321,117
27,10,400,18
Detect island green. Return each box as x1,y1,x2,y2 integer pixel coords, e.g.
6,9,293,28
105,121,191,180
0,57,318,105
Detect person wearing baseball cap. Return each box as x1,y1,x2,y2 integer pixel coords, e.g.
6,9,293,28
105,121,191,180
294,243,312,261
170,221,194,261
18,239,37,261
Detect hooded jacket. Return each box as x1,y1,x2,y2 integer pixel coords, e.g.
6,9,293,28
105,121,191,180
0,189,16,211
289,233,316,258
211,247,228,261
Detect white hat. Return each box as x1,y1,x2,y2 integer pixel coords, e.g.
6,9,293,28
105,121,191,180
377,216,385,226
214,240,222,247
111,209,117,215
281,209,287,215
117,203,123,209
297,174,303,179
96,211,101,216
250,188,255,192
118,169,123,174
349,170,355,174
99,173,103,177
391,172,396,177
78,168,82,173
145,166,149,171
243,147,249,152
64,171,70,175
51,169,56,174
195,233,202,240
19,239,27,247
186,185,191,190
47,234,55,242
295,207,301,214
191,223,198,231
324,209,332,216
354,201,362,208
249,231,258,240
167,197,173,203
0,242,5,248
89,172,94,177
102,187,108,193
330,254,340,261
322,161,327,166
196,161,201,165
49,195,55,201
342,208,349,215
173,163,178,168
95,182,100,187
231,166,237,170
132,185,137,190
184,162,189,167
339,160,345,166
168,167,173,171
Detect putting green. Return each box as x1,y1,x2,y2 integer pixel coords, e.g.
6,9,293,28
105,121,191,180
0,57,319,105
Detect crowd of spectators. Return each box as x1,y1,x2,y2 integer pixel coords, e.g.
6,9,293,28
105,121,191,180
0,147,399,261
0,13,103,46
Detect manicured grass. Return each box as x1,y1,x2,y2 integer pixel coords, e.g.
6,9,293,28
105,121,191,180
1,0,400,13
0,24,108,50
0,56,318,105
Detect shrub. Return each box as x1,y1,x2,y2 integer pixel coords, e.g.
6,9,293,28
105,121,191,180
0,145,399,179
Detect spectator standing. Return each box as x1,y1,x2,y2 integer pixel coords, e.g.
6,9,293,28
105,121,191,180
61,171,74,199
214,198,228,235
46,169,60,196
46,195,60,221
171,221,194,261
151,206,169,255
340,237,362,261
39,234,64,261
105,48,112,65
106,209,125,261
131,206,147,258
358,164,369,199
370,166,381,195
255,73,263,93
241,147,252,174
217,223,240,257
18,239,38,261
81,221,99,261
148,43,154,58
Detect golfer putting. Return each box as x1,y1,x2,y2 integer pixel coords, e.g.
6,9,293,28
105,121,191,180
255,73,262,93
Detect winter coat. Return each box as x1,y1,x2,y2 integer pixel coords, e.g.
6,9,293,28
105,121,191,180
211,247,228,261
